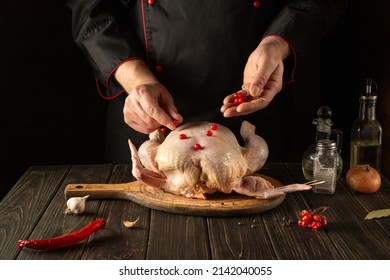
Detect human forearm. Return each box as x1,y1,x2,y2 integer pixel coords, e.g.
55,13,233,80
114,59,159,94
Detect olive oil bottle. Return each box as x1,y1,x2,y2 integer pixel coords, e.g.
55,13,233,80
350,79,382,171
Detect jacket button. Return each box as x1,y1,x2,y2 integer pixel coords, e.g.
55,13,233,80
253,0,260,8
148,0,155,5
155,65,164,72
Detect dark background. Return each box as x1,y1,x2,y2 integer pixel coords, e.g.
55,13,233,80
1,1,389,199
0,1,107,199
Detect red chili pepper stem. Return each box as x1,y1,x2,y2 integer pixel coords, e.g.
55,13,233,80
17,219,106,251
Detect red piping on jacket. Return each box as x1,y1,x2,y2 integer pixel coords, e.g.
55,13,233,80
96,57,141,100
141,0,149,63
261,35,297,84
95,77,124,100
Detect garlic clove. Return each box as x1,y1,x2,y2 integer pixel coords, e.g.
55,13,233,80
65,195,90,216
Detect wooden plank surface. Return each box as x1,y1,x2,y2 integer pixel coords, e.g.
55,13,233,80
206,164,283,259
0,165,71,260
286,163,390,260
206,163,339,260
1,163,390,260
257,164,340,259
207,214,277,259
16,164,113,260
147,211,210,259
81,165,150,260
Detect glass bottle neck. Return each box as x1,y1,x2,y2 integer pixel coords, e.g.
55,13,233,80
315,124,331,141
359,98,377,121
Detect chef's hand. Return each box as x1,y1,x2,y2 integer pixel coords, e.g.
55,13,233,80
221,36,291,117
115,59,183,134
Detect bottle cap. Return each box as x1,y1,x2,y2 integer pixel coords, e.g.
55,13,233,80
315,139,337,150
360,78,378,100
312,106,333,128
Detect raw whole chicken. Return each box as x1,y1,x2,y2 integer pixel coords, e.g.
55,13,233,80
128,121,311,199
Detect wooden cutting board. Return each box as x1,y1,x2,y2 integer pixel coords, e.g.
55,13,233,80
64,175,285,217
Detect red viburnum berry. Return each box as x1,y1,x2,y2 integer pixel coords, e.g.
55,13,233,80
193,143,202,150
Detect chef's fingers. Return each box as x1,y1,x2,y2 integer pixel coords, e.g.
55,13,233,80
167,109,183,128
222,93,234,105
221,85,273,116
220,102,236,114
248,57,282,98
222,106,243,118
220,93,238,114
125,108,161,134
222,103,259,118
255,63,283,99
256,81,281,103
221,89,248,105
136,83,183,130
159,93,184,127
124,115,158,134
124,93,161,134
222,96,273,117
125,83,178,131
128,120,157,134
221,91,241,114
137,97,176,130
236,97,271,114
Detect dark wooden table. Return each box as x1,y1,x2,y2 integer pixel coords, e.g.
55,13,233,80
1,163,390,260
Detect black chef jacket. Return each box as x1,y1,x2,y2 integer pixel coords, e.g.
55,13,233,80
66,0,348,163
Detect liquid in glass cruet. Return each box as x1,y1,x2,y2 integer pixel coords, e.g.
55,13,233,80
350,78,382,171
302,106,343,181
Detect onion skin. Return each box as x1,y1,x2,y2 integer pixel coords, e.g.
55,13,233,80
346,165,381,193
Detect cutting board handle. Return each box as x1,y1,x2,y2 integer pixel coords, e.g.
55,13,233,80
64,182,140,200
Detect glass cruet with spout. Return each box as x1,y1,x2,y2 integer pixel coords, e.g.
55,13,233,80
302,106,343,181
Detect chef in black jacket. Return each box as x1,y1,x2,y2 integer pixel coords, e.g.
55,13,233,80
66,0,348,163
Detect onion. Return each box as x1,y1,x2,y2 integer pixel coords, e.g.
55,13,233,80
346,164,381,193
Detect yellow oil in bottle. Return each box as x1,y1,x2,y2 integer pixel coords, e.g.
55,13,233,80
350,140,381,171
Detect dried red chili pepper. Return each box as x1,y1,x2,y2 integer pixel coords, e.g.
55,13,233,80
17,219,106,250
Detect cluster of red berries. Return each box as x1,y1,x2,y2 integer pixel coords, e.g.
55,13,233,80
297,209,328,230
233,92,251,105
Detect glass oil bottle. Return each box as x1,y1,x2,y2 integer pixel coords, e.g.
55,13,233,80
350,78,382,171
